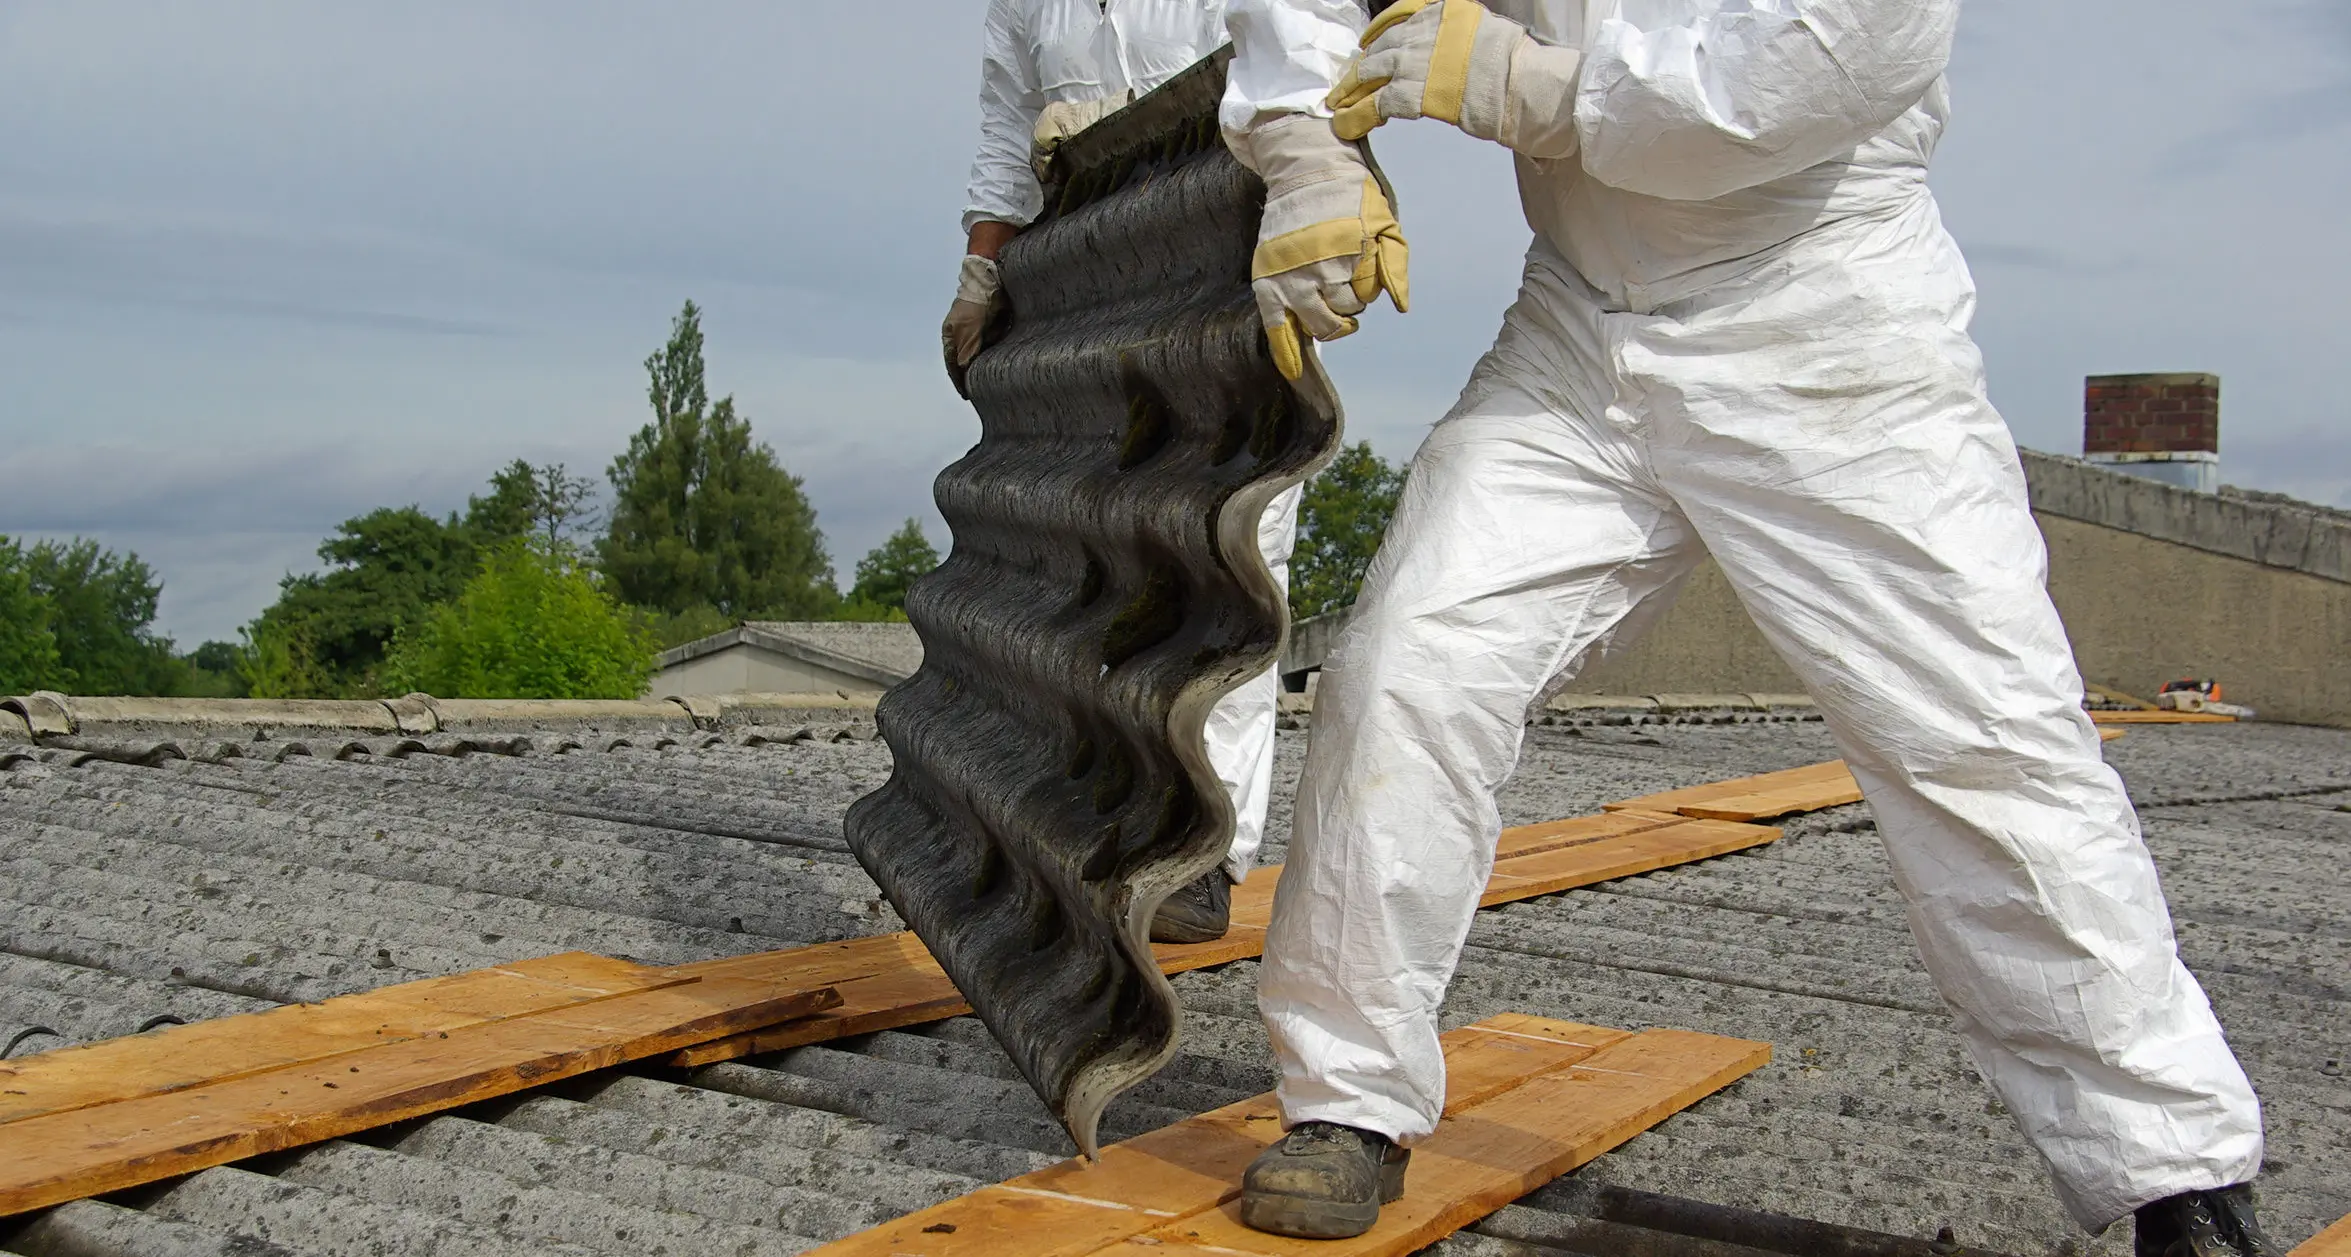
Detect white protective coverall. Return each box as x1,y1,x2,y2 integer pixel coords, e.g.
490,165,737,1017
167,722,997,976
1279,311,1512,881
965,0,1300,882
1220,0,2264,1229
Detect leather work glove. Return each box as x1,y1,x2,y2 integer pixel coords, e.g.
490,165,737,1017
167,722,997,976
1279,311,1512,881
1031,93,1134,177
1233,114,1409,382
1326,0,1583,160
941,253,1003,399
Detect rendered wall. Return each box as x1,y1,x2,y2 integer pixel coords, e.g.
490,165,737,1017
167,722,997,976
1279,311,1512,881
656,646,884,699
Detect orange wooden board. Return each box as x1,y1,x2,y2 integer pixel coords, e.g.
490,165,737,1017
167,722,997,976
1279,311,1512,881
666,815,1776,1069
1604,760,1861,822
805,1015,1768,1257
0,952,683,1126
0,978,839,1217
2294,1214,2351,1256
2090,710,2237,724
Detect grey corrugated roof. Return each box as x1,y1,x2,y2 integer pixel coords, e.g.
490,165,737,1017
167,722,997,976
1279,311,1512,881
1,708,2344,1255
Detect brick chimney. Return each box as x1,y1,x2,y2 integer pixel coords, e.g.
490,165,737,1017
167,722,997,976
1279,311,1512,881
2083,372,2219,492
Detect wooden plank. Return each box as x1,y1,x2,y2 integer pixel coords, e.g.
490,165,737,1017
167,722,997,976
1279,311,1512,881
1481,819,1778,907
2086,683,2159,711
2089,710,2237,724
0,980,840,1217
668,814,1773,1071
1603,761,1857,818
2294,1214,2351,1257
804,1015,1646,1257
0,952,683,1127
1110,1029,1772,1256
2100,727,2127,742
803,1017,1766,1257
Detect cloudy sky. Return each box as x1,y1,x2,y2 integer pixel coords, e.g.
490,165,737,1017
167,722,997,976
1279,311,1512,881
3,1,2346,646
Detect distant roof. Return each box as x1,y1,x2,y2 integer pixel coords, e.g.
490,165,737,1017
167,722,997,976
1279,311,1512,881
655,620,924,688
0,697,2344,1252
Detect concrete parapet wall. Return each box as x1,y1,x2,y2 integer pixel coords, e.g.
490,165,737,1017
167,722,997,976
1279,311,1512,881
1283,452,2351,727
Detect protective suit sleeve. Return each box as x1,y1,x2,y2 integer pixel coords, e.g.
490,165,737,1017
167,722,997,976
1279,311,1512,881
1575,0,1957,202
1220,0,1368,145
963,0,1048,234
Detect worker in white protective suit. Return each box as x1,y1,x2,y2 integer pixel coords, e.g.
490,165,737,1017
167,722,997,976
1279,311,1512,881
1217,1,2272,1251
947,0,1305,944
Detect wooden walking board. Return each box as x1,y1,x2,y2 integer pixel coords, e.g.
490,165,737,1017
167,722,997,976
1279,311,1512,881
2295,1214,2351,1256
666,807,1781,1067
0,954,840,1217
1606,760,1865,823
808,1013,1771,1257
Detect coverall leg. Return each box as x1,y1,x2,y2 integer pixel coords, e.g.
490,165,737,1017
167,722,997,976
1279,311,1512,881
1208,483,1304,882
1260,223,2263,1229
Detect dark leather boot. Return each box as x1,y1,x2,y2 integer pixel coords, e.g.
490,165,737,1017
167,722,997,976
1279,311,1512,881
1149,868,1231,943
2135,1184,2273,1257
1238,1121,1410,1239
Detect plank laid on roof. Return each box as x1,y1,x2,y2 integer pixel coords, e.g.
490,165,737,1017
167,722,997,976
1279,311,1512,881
0,952,680,1126
2295,1214,2351,1256
0,970,839,1217
1605,760,1862,821
666,812,1778,1068
2089,710,2238,724
805,1013,1769,1257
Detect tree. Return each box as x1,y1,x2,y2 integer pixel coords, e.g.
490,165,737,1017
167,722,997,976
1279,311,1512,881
247,506,479,695
1290,442,1407,620
845,519,940,618
23,539,185,695
467,460,600,553
0,537,65,693
382,539,658,699
600,301,835,620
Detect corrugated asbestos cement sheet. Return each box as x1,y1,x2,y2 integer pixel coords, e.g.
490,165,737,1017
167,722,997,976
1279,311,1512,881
843,50,1344,1157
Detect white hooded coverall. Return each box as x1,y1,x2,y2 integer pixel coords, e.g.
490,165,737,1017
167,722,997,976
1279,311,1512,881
965,0,1299,883
1219,0,2264,1230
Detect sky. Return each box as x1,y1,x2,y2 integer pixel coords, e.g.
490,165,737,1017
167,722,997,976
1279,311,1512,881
2,1,2346,646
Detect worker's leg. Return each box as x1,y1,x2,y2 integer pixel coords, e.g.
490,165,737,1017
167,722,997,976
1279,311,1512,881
1209,483,1303,883
1637,210,2263,1230
1261,257,1704,1142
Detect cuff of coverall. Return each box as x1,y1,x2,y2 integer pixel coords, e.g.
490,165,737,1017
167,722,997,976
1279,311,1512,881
959,209,1035,236
1277,1093,1434,1149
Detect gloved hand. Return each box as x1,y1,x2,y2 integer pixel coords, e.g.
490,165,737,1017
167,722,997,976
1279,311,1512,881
1325,0,1583,160
1234,114,1409,382
940,254,1003,398
1031,93,1134,178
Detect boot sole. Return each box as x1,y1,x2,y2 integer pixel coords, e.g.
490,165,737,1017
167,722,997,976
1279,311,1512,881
1237,1149,1409,1239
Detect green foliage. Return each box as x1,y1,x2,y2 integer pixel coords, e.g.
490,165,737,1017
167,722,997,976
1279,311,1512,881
830,598,910,623
846,519,939,615
19,539,185,695
600,301,836,620
0,537,66,693
467,460,600,552
1290,442,1407,620
381,540,657,700
247,506,479,696
242,620,335,700
177,641,251,698
637,603,738,650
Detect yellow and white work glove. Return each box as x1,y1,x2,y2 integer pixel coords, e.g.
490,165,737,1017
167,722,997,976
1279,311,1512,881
1234,114,1409,382
940,253,1003,397
1326,0,1583,160
1031,93,1133,178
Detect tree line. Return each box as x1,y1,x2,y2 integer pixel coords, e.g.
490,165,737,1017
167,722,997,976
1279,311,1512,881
2,302,1403,701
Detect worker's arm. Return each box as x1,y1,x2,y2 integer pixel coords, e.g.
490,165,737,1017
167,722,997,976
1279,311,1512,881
963,0,1048,236
1574,0,1958,201
1219,0,1366,145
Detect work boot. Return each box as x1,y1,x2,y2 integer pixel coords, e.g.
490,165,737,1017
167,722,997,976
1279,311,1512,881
1149,869,1230,943
2135,1184,2273,1256
1239,1121,1409,1239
